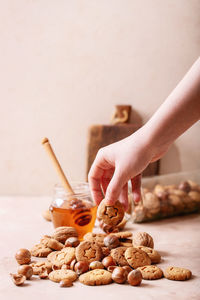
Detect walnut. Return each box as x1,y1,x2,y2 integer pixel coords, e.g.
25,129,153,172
52,226,78,243
132,232,154,248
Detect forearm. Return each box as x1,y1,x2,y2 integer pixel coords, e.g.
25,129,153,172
143,57,200,154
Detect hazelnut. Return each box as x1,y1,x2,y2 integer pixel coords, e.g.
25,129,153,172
122,266,132,274
10,273,26,286
128,269,142,286
112,267,127,284
60,278,73,287
70,259,77,271
89,261,104,270
102,256,116,269
65,237,80,247
107,265,117,273
18,265,33,279
179,181,191,193
15,248,31,265
74,261,89,275
104,234,120,249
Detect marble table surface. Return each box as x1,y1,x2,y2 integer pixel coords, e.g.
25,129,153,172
0,196,200,300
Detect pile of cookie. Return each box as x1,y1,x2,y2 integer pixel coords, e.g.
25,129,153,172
133,180,200,223
10,198,192,287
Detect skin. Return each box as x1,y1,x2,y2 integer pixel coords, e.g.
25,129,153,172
88,57,200,210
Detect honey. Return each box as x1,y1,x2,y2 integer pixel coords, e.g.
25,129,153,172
50,204,97,239
50,183,97,239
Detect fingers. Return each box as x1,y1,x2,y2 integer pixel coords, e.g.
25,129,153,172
88,165,104,205
131,174,142,203
118,183,129,211
101,169,114,196
88,150,112,205
104,166,126,206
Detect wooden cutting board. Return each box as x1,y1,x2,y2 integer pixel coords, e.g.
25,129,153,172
86,105,159,179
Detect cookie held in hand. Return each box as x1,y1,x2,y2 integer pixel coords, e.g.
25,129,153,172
97,199,124,226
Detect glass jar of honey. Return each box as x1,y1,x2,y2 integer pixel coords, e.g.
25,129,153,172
49,182,97,239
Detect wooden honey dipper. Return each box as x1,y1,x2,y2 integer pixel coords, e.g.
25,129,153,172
41,137,75,196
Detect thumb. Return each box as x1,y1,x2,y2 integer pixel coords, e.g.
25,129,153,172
105,167,126,205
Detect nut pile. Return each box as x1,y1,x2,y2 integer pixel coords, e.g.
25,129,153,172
10,227,192,287
133,180,200,222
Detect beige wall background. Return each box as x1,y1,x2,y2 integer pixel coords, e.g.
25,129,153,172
0,0,200,196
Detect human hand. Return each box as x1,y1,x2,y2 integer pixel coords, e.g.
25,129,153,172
89,58,200,210
88,128,167,210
